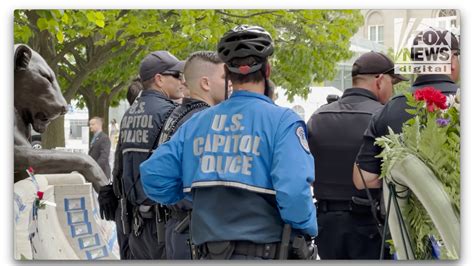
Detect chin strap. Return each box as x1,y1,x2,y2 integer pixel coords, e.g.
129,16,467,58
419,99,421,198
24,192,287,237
224,71,229,100
261,62,270,97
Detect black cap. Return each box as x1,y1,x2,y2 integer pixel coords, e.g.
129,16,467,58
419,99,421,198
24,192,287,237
139,51,185,81
352,51,408,83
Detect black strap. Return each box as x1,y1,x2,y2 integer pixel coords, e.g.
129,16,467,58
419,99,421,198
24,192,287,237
201,241,280,259
158,101,209,146
234,241,279,259
355,164,384,236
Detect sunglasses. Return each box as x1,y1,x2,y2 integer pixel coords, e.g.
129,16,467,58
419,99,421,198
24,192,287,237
161,71,184,81
374,73,398,85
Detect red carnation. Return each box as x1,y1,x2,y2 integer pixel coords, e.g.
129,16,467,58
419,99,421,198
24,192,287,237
414,87,447,112
37,191,44,200
28,166,34,174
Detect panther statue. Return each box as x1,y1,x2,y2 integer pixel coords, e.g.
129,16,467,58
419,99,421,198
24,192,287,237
14,44,107,192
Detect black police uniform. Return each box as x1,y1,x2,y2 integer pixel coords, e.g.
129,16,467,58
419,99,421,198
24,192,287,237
158,97,210,260
307,88,384,259
108,139,130,259
119,89,176,259
357,74,459,175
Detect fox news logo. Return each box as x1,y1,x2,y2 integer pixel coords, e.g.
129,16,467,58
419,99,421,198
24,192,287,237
394,18,456,74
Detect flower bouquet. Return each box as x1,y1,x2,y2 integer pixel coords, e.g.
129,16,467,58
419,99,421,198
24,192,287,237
375,87,460,259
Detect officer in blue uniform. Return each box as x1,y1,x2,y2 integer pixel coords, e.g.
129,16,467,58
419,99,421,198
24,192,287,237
140,25,317,260
119,50,185,259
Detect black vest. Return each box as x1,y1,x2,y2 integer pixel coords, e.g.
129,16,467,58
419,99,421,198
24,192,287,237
307,88,383,201
158,98,209,146
120,90,176,205
158,98,210,211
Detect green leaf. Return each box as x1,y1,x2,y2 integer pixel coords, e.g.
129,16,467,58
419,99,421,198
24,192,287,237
56,30,64,43
61,13,69,24
36,17,49,31
96,19,105,28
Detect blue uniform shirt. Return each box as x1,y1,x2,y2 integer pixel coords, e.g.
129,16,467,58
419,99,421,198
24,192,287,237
141,90,318,237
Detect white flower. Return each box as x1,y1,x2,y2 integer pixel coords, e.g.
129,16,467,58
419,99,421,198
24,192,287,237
454,89,460,111
446,94,456,107
446,89,460,112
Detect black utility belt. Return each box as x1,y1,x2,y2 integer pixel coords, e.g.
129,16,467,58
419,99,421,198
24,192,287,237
200,240,281,260
317,199,372,213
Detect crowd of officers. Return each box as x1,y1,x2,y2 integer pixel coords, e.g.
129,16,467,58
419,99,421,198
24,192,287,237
97,25,460,260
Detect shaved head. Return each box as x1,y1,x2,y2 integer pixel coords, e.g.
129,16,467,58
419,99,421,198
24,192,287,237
183,51,228,106
184,51,223,91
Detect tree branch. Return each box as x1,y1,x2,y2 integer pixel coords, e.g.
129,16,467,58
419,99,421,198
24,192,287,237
51,37,88,66
216,10,278,19
109,82,126,99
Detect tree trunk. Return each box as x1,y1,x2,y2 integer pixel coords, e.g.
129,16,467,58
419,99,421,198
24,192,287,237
41,116,66,149
83,91,110,140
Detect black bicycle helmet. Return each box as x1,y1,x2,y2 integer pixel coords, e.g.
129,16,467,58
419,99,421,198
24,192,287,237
217,25,274,66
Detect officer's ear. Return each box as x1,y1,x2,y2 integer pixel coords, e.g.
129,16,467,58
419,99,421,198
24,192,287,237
200,76,211,92
154,73,165,88
265,63,271,78
374,74,384,90
450,51,460,82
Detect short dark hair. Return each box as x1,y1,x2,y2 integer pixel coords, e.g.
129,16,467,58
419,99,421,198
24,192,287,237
184,51,223,82
90,116,103,125
127,77,143,105
227,56,266,84
185,51,222,67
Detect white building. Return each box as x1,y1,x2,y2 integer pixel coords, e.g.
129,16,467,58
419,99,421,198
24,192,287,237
274,86,343,123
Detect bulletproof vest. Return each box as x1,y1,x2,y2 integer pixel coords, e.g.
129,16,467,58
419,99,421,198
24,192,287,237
120,90,176,205
157,99,210,211
158,100,210,146
308,91,382,201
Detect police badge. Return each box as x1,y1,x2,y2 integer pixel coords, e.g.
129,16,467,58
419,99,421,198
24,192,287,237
296,126,310,154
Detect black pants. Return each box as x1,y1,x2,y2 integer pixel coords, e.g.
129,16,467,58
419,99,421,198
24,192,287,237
315,210,384,259
128,216,166,259
114,205,130,259
165,217,191,259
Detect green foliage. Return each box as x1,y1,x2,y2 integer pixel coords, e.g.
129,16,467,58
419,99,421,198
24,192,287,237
14,9,363,103
376,89,460,259
14,9,363,146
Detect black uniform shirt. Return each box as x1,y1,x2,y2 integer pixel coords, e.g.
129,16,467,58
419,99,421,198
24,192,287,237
307,88,383,200
120,89,177,205
356,74,459,174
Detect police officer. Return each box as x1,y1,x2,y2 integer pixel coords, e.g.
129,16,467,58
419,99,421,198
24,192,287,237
354,31,460,189
118,50,185,259
101,78,144,260
307,52,408,259
140,25,317,260
160,51,228,259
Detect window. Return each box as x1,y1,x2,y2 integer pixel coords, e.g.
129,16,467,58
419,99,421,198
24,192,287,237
368,25,384,45
69,119,88,140
438,9,458,28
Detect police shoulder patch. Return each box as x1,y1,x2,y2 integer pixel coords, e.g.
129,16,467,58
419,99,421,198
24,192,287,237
296,126,310,154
